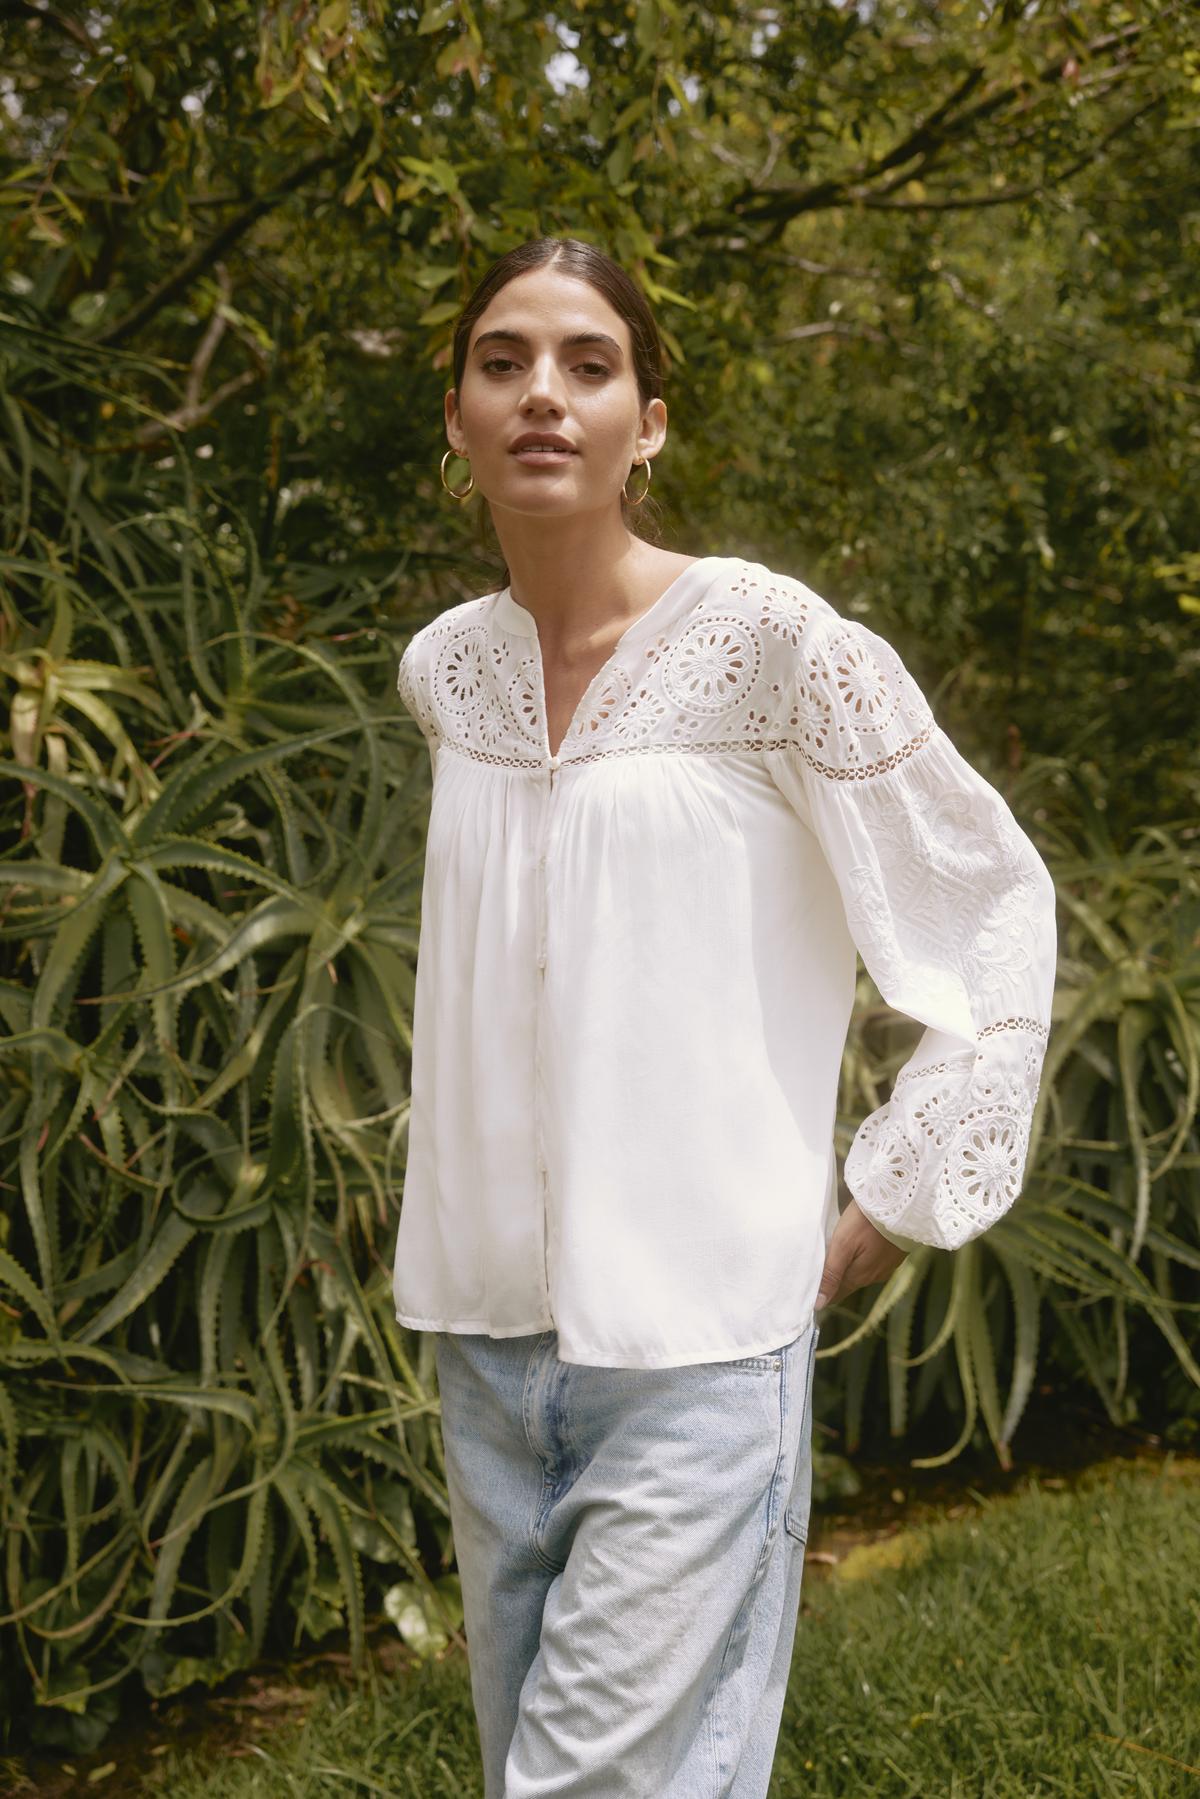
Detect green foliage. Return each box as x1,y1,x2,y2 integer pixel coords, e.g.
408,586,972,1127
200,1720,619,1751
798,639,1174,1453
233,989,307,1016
828,762,1200,1470
3,1,1196,818
2,0,1199,1757
0,327,452,1752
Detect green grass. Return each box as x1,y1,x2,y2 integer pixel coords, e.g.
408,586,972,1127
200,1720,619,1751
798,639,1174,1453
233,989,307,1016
81,1458,1200,1797
771,1459,1200,1796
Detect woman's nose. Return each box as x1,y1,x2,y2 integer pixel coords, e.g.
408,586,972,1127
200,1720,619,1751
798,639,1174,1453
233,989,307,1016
520,356,567,411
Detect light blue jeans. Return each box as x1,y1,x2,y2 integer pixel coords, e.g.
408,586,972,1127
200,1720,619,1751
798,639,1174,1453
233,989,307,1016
432,1318,820,1798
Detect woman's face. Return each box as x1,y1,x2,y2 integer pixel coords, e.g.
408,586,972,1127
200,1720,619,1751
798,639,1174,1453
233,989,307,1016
445,266,666,519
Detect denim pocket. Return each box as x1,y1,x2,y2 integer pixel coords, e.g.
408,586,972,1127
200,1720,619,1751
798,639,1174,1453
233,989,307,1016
728,1348,785,1372
783,1324,820,1544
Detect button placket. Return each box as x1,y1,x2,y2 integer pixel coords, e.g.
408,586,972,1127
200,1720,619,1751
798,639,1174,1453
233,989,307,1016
534,754,557,972
533,754,559,1304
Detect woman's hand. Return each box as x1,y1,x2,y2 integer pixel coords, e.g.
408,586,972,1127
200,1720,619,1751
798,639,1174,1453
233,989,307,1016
815,1198,908,1313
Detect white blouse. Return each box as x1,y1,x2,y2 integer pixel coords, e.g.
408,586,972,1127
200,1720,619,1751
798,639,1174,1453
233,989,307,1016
391,555,1056,1369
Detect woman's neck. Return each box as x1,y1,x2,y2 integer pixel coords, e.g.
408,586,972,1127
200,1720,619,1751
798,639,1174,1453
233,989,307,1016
495,521,687,652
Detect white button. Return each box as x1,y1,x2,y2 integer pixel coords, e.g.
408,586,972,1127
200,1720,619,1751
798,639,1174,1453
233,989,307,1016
548,755,560,771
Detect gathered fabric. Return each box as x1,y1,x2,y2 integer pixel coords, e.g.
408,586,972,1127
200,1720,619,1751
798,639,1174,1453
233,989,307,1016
392,555,1057,1369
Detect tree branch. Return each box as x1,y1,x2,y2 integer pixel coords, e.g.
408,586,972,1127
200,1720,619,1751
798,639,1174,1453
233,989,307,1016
131,368,261,450
770,319,891,347
681,20,1145,240
1,0,93,47
122,266,268,448
854,96,1165,211
183,264,232,410
97,139,359,349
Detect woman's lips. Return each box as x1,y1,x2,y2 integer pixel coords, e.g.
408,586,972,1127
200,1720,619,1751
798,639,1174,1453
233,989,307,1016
511,446,578,463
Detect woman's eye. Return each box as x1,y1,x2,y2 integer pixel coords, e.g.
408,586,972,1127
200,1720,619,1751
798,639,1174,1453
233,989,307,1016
479,357,610,377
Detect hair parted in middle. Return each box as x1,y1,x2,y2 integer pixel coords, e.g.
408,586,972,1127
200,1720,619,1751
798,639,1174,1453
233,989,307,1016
447,235,670,583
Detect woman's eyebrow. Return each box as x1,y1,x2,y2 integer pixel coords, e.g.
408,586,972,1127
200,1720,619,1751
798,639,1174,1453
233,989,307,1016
472,328,623,358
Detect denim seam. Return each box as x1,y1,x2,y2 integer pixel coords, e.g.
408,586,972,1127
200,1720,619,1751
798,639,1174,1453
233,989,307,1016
705,1340,794,1798
783,1327,819,1543
521,1337,568,1576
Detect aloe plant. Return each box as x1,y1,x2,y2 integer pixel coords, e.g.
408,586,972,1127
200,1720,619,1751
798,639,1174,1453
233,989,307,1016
0,325,463,1751
0,656,456,1740
826,761,1200,1470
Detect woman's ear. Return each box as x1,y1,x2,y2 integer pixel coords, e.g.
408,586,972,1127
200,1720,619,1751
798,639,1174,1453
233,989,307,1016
444,388,465,453
636,396,668,463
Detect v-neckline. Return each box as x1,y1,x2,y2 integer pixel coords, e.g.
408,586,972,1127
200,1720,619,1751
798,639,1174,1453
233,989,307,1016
494,556,727,761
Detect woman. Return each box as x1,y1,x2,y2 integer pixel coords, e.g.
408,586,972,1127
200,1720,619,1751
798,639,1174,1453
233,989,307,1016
393,236,1056,1798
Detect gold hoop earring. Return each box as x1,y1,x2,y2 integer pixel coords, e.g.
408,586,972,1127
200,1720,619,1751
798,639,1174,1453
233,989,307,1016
622,458,652,506
441,447,474,501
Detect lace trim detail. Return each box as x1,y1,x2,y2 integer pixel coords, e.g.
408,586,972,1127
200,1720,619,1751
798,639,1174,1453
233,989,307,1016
793,722,936,783
440,741,541,770
979,1015,1049,1041
784,615,939,782
891,1020,1049,1092
426,723,940,777
441,736,801,770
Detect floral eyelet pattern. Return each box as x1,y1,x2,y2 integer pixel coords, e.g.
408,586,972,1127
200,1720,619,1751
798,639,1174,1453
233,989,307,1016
847,1026,1049,1250
950,1113,1029,1215
395,562,934,776
661,614,762,714
435,627,491,715
396,556,1056,1252
568,666,634,741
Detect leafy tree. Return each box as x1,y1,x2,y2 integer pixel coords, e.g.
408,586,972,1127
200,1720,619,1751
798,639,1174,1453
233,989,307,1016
1,0,1197,1755
3,1,1195,822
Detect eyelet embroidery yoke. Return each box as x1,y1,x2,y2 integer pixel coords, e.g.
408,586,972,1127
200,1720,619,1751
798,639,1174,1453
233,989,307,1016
392,557,1057,1365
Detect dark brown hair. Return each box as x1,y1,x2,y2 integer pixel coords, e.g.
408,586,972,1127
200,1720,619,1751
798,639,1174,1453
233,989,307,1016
449,236,667,584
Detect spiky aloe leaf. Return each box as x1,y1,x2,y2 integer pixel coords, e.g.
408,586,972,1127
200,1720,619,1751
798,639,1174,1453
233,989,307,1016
273,1469,321,1646
1027,962,1156,1170
135,834,300,900
30,852,128,1034
0,1026,82,1071
0,758,126,858
129,721,366,846
145,1454,217,1632
56,1241,141,1308
0,1242,59,1338
989,1238,1042,1456
300,1472,365,1671
72,1207,198,1347
911,1298,980,1471
1117,1004,1155,1257
0,1380,18,1508
244,1493,275,1661
966,1246,1005,1463
1044,1177,1200,1271
109,890,316,1003
124,864,180,1077
885,1265,921,1440
1150,976,1200,1182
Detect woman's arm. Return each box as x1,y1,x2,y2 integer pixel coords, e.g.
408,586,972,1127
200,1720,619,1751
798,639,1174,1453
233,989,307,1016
786,610,1057,1252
